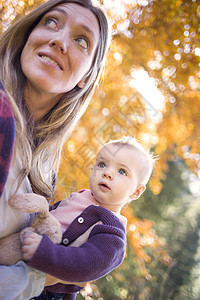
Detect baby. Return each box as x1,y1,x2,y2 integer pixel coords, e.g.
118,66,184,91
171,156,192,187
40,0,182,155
9,137,156,298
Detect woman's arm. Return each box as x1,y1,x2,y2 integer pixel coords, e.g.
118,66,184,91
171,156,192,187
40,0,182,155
0,262,46,299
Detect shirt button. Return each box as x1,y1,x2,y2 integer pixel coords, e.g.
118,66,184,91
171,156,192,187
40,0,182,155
78,217,84,224
63,238,69,245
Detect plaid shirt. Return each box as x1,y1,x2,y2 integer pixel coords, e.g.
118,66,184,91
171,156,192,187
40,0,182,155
0,83,15,197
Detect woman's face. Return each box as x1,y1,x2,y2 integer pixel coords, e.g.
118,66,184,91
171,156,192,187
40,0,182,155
20,3,100,104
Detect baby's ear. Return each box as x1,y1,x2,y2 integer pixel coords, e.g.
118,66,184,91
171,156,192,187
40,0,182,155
130,185,146,200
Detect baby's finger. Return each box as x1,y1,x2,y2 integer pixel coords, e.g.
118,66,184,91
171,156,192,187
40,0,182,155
22,246,32,261
23,231,37,239
22,236,33,246
22,232,38,243
22,244,30,253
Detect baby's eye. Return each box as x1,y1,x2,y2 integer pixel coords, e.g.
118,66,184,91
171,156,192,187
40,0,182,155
98,162,106,168
45,18,58,29
118,169,127,176
75,37,89,50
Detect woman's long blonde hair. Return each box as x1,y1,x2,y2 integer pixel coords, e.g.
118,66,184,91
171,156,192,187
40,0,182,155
0,0,110,198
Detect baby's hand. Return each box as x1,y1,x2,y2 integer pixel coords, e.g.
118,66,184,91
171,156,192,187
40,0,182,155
21,231,42,261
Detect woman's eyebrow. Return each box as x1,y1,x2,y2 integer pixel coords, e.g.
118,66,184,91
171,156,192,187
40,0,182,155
51,7,95,38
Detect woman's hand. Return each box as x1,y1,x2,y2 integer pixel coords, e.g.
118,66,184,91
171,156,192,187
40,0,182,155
45,274,87,288
21,230,42,261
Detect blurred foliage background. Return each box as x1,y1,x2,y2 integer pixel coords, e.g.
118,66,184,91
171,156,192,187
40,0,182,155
1,0,200,299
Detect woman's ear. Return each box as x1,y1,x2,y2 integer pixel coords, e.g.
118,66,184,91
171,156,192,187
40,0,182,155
130,185,146,200
77,79,86,89
78,67,93,88
77,70,91,88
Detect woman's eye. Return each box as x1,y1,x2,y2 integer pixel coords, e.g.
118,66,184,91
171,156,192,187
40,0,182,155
75,37,89,50
118,169,127,176
98,162,106,168
45,18,58,29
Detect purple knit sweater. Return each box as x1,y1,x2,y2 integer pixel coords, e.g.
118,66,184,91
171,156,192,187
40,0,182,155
28,204,126,295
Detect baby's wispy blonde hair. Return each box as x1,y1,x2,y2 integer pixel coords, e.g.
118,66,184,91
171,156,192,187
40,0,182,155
103,136,157,186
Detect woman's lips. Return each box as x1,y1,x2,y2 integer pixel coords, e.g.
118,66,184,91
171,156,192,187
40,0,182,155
38,52,63,70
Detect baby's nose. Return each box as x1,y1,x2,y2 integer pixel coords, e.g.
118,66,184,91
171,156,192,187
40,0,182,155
102,171,113,180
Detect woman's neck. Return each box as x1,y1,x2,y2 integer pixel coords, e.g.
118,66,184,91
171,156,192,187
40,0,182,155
24,83,62,120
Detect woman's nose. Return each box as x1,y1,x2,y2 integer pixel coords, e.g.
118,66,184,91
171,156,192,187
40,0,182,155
102,170,114,180
49,36,68,54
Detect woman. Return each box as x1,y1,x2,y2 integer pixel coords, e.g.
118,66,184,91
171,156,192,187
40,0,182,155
0,0,110,299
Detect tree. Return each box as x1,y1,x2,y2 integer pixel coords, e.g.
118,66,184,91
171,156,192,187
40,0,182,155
104,0,200,193
1,1,200,298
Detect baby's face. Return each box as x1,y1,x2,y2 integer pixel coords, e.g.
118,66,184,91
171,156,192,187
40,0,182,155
89,143,142,212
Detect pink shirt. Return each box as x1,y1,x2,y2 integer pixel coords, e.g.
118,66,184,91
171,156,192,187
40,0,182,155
51,189,127,233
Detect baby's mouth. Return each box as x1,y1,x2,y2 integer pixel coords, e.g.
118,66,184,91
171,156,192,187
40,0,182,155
99,182,110,190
